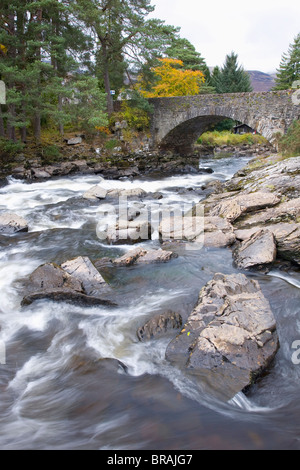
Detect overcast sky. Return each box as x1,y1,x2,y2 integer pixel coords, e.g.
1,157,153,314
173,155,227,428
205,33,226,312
149,0,300,74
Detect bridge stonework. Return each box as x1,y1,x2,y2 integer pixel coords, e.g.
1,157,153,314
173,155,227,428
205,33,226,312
149,90,300,154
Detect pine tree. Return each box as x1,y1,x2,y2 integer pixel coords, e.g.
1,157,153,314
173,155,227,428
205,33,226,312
74,0,179,114
211,52,252,93
0,0,100,142
274,33,300,90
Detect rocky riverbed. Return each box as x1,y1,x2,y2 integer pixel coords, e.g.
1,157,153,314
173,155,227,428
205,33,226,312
0,149,300,449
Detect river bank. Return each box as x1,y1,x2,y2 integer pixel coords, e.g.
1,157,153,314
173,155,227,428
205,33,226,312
0,132,273,183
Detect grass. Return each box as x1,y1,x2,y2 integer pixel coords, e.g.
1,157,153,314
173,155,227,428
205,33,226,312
197,130,268,147
278,120,300,157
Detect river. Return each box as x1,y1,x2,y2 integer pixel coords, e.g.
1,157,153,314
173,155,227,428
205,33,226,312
0,153,300,450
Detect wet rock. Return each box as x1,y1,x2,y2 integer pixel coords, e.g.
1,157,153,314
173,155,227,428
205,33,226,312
113,247,146,266
226,155,300,198
159,215,236,248
127,203,145,221
202,217,236,248
159,216,204,242
209,191,280,223
137,310,182,342
272,224,300,265
25,262,82,292
22,258,115,307
21,290,115,307
61,256,110,296
113,247,176,267
233,229,277,269
106,188,147,199
166,273,279,400
31,168,52,179
83,185,107,200
235,197,300,229
0,213,29,234
0,177,8,188
104,220,152,245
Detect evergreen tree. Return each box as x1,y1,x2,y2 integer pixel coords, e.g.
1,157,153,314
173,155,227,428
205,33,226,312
274,33,300,90
0,0,100,142
211,52,252,93
74,0,179,114
166,38,209,75
165,37,215,94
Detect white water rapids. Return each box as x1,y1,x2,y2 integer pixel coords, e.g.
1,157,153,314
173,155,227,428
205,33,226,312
0,153,300,450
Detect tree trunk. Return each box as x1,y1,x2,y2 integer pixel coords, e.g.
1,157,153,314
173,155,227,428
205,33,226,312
34,7,43,142
58,94,64,136
0,106,5,138
7,13,16,141
17,2,27,143
101,43,114,115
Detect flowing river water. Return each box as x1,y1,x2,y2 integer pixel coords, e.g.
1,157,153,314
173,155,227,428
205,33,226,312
0,153,300,450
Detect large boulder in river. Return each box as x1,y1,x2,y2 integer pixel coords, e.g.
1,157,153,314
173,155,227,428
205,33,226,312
22,257,115,307
83,185,107,200
159,215,236,248
233,229,277,269
61,256,111,297
209,191,280,223
101,220,152,245
166,273,279,400
225,155,300,199
0,212,28,235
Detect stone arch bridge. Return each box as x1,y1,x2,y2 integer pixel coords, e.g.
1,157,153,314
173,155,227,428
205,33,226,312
148,90,300,155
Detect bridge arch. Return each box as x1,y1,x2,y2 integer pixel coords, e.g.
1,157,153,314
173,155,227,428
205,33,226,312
149,91,299,155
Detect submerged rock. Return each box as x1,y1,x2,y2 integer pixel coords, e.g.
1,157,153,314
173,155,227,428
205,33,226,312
137,310,182,342
166,273,279,400
0,213,29,235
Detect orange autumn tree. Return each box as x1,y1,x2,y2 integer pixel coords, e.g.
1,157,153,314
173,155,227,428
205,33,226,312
137,58,205,98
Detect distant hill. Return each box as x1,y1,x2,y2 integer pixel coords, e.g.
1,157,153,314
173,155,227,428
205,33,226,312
208,68,276,92
247,70,276,92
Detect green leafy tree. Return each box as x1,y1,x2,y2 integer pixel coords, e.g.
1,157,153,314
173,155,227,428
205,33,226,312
211,52,253,93
274,33,300,90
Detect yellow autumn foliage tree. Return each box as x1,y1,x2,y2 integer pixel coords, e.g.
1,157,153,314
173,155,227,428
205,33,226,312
0,44,7,54
137,58,205,98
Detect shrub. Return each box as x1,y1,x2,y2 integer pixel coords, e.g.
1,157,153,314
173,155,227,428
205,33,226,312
41,144,61,164
0,138,24,158
278,120,300,156
197,130,268,147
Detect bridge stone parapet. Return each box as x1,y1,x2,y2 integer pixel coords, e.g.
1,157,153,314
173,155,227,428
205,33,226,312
149,90,300,154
